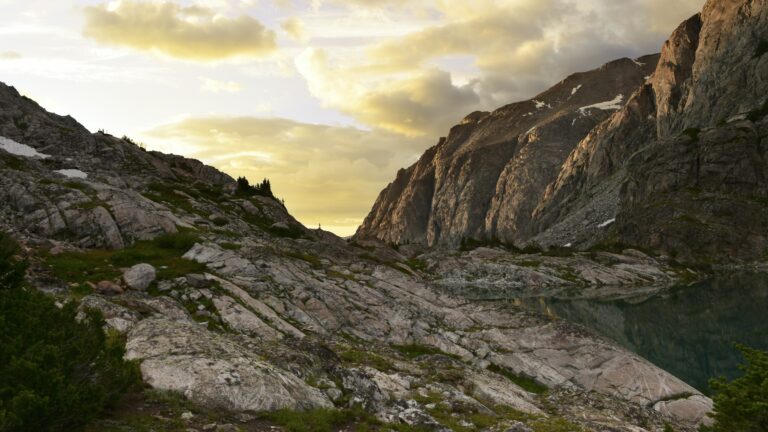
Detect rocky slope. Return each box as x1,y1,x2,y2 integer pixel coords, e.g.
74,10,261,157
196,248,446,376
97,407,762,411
0,82,713,430
357,0,768,263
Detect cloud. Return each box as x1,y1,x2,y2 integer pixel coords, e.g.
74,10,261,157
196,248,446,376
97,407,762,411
294,0,705,137
143,116,428,235
0,51,21,60
297,48,480,136
82,0,277,61
281,17,308,42
200,77,244,93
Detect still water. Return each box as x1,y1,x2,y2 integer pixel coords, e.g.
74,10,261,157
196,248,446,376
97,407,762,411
515,272,768,393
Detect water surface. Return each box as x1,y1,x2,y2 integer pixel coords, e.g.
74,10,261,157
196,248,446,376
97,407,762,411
514,273,768,392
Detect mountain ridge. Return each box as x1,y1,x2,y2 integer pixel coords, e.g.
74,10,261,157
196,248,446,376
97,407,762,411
357,0,768,263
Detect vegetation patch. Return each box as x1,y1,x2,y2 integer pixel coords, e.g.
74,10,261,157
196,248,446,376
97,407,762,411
12,115,29,131
754,39,768,58
338,348,395,372
269,223,306,239
211,216,229,226
747,99,768,122
326,269,355,281
405,258,428,272
519,260,542,268
218,242,241,251
45,232,205,283
0,152,28,171
0,231,142,432
63,180,90,192
255,406,383,432
487,364,548,394
144,182,207,217
681,127,701,141
286,251,323,269
235,176,275,199
70,282,95,300
702,344,768,432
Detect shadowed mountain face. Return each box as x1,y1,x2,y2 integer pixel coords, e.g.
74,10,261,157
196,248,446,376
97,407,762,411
358,0,768,263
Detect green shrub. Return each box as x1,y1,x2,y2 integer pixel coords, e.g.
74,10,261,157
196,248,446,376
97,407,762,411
212,216,228,227
0,232,25,288
0,232,141,431
702,345,768,432
681,127,701,141
747,100,768,122
755,39,768,58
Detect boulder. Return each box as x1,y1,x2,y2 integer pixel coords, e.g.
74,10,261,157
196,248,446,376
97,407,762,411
123,263,157,291
95,280,124,296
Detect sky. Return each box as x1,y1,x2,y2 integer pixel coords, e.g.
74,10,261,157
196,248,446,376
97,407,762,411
0,0,705,236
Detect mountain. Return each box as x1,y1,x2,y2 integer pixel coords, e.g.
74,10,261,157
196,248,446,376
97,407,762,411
357,0,768,263
0,64,712,432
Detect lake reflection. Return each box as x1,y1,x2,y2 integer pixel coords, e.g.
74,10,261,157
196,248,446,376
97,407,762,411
515,272,768,393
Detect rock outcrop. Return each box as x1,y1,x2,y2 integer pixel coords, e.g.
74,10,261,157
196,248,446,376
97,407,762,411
357,0,768,263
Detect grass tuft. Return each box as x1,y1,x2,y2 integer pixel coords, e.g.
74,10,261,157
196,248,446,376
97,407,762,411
487,364,548,394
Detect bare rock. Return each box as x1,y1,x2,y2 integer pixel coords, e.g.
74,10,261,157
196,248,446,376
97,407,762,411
125,318,332,412
123,263,157,291
95,280,124,296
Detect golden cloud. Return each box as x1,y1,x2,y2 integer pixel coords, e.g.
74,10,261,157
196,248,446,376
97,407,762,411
200,77,244,93
296,48,481,137
281,17,308,43
143,116,428,235
82,1,277,60
0,51,22,60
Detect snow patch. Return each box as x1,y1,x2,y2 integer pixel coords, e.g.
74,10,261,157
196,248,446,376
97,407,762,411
533,99,552,109
632,58,645,67
563,243,572,248
644,75,651,80
571,84,582,96
598,218,616,228
578,94,624,116
0,136,51,159
54,169,88,179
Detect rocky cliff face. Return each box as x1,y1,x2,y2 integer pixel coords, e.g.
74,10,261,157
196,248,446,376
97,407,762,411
0,83,712,429
356,55,659,246
358,0,768,262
